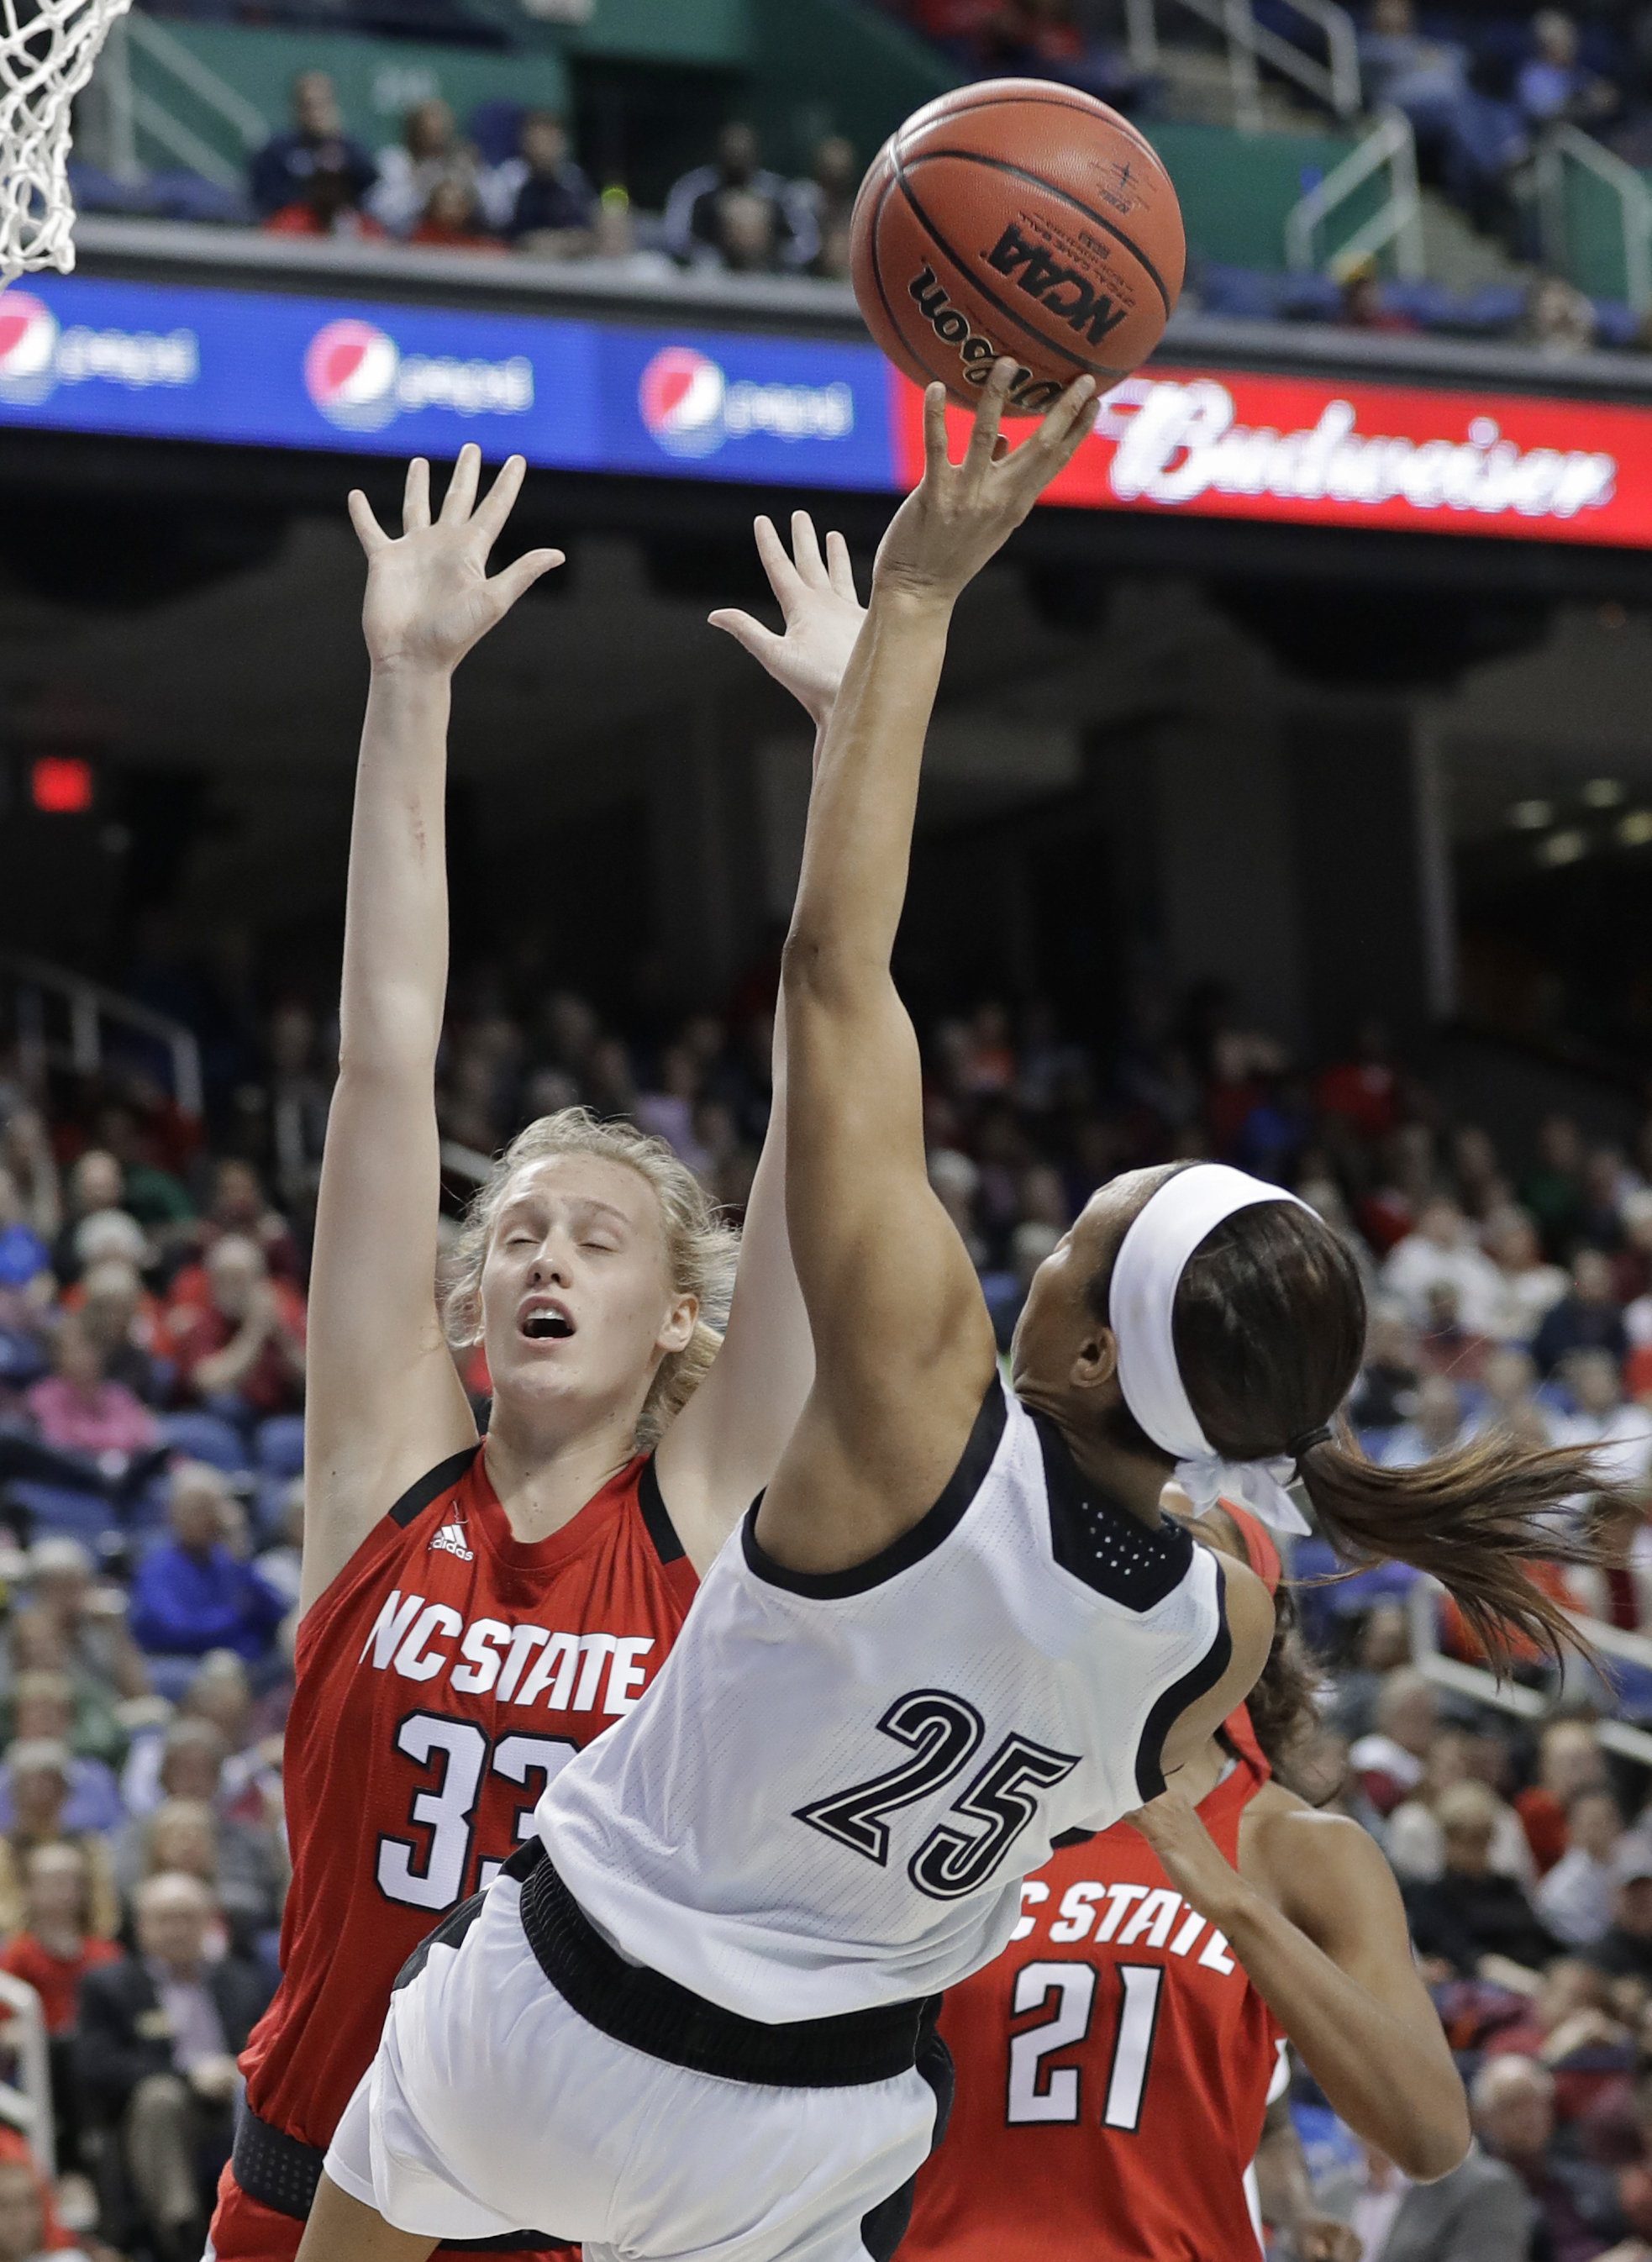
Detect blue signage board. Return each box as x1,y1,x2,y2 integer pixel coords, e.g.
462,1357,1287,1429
0,271,898,490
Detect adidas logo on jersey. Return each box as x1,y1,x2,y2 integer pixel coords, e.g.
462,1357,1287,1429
429,1511,474,1562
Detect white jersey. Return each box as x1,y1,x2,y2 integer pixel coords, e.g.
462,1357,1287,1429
536,1380,1227,2024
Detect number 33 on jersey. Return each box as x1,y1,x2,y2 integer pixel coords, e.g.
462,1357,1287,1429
237,1443,697,2157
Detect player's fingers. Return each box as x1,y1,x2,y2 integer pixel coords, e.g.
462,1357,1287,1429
1034,374,1099,462
752,515,802,607
823,529,860,602
921,381,950,478
491,548,564,608
473,454,528,546
440,441,482,523
962,359,1014,474
402,457,430,534
708,608,786,666
790,511,827,587
347,489,390,555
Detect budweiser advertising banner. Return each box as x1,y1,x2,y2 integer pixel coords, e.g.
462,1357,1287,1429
893,367,1652,546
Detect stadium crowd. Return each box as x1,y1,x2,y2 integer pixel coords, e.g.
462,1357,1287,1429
8,960,1652,2257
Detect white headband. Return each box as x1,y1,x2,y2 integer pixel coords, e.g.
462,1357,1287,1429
1110,1163,1317,1537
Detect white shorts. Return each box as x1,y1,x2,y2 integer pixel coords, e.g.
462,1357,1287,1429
324,1865,948,2262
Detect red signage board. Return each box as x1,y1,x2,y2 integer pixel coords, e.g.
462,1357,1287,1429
891,366,1652,546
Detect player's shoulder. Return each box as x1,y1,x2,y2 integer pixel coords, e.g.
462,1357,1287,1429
1239,1783,1397,1909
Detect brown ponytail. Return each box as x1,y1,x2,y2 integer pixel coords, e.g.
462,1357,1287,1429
1093,1187,1616,1675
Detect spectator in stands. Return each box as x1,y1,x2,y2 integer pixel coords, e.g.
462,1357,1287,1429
50,1152,141,1291
1555,1348,1652,1491
1486,1206,1570,1344
369,100,478,239
76,1258,166,1406
663,123,818,272
1344,2138,1536,2259
1404,1781,1560,1979
0,1839,117,2175
1539,1786,1629,1947
1519,273,1600,355
1523,1113,1588,1256
0,1171,47,1302
1383,1196,1503,1334
25,1315,157,1466
1518,11,1618,131
798,134,857,280
128,1465,286,1672
986,1222,1060,1354
0,1673,121,1834
0,1840,116,2033
134,1795,282,1953
1383,1372,1473,1465
1535,1251,1629,1375
1350,1665,1438,1815
1478,1343,1549,1441
265,1001,331,1219
1472,2054,1634,2257
0,1740,118,1938
485,110,595,254
1518,1720,1610,1874
263,146,387,241
408,175,503,252
170,1160,298,1297
1349,1302,1422,1431
1357,0,1526,231
1386,1724,1538,1884
76,1872,273,2262
0,2153,76,2262
1339,263,1419,333
24,1537,150,1707
1588,1835,1652,1984
166,1234,305,1428
249,70,375,220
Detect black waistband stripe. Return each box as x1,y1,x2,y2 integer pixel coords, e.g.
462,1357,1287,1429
510,1839,930,2089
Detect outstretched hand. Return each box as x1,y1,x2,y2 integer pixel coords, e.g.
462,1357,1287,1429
708,512,865,730
349,443,564,675
874,360,1098,606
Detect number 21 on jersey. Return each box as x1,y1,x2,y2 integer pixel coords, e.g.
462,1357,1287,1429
1007,1960,1164,2133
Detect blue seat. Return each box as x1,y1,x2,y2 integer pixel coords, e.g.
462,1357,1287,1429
255,1416,305,1481
7,1482,118,1550
157,1412,250,1474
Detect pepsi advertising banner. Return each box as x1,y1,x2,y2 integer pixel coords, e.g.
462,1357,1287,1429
0,274,896,487
3,267,1652,544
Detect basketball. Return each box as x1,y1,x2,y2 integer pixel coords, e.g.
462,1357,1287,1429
850,79,1184,415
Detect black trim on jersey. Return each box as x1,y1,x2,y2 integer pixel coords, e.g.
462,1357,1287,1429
1050,1827,1097,1849
858,2002,955,2262
1034,1413,1199,1612
636,1452,687,1565
739,1375,1008,1600
1132,1561,1233,1802
388,1444,483,1529
511,1837,934,2087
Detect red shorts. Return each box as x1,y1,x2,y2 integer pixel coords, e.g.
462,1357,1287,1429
208,2164,572,2262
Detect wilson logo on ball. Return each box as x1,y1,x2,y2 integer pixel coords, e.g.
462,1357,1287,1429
981,224,1130,348
907,267,1062,413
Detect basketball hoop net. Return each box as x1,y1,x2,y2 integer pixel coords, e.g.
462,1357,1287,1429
0,0,131,284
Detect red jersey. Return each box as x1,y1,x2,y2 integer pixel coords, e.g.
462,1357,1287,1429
210,1443,696,2262
905,1722,1284,2262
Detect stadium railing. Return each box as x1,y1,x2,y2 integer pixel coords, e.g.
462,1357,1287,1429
1407,1575,1652,1770
0,950,203,1120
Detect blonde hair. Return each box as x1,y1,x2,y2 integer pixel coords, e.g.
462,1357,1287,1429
442,1107,739,1452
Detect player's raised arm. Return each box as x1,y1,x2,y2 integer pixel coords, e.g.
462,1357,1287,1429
301,448,560,1614
652,517,867,1561
759,363,1097,1574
